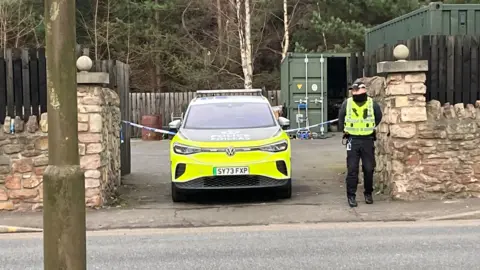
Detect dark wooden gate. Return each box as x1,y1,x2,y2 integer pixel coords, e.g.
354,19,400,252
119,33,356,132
0,48,48,121
91,60,131,176
350,35,480,105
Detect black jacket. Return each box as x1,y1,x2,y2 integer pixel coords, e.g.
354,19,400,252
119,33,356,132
337,98,382,137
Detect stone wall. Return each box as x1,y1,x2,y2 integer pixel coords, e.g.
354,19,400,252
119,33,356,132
0,86,121,211
366,71,480,200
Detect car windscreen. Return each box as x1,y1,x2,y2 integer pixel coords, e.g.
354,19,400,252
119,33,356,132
183,102,277,129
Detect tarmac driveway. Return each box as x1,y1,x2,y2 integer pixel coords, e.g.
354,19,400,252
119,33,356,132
118,133,356,209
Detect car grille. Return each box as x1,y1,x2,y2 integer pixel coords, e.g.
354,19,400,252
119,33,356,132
174,176,289,189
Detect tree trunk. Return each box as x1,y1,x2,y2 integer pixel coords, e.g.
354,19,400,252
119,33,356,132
281,0,289,62
155,0,161,92
94,0,99,60
244,0,253,89
216,0,223,64
235,0,253,89
235,0,246,86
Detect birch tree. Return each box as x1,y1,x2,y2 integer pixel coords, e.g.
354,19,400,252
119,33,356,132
280,0,300,62
281,0,289,62
233,0,253,89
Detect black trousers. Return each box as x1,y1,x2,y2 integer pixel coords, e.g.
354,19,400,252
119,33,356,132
346,137,375,198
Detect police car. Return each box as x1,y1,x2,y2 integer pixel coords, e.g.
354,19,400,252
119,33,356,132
169,89,292,202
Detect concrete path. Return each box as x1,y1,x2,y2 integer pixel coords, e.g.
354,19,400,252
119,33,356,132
1,197,480,231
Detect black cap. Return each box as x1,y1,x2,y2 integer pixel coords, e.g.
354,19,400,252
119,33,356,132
351,82,366,90
353,78,363,84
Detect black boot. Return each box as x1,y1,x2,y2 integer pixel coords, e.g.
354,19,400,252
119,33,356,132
347,196,357,207
365,194,373,204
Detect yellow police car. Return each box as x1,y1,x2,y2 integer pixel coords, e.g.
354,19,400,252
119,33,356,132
169,89,292,202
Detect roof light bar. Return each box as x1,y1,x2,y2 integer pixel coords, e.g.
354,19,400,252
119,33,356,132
195,89,263,97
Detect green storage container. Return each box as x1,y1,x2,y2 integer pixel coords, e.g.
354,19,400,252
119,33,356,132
280,52,352,135
366,2,480,53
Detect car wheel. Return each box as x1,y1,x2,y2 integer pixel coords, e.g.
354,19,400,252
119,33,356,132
171,182,187,202
277,179,292,199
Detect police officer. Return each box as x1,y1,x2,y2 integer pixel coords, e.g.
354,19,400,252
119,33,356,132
338,81,382,207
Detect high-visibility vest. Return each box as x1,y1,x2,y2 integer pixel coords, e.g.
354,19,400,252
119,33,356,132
344,97,375,135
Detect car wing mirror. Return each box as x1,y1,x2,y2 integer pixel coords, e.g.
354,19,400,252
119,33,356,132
278,117,290,126
169,119,182,130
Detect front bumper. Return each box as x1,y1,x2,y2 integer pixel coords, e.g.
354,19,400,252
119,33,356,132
174,175,290,190
171,155,291,190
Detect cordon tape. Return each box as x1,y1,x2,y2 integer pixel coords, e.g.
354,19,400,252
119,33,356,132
122,120,177,136
284,118,338,133
121,118,339,138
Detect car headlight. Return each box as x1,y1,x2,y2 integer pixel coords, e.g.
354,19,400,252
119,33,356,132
173,143,201,155
259,140,288,152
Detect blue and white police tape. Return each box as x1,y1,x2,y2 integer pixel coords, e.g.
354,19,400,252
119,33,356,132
284,118,338,133
122,120,177,136
121,118,338,136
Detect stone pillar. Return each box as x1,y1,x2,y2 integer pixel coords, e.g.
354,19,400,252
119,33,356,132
76,56,121,207
0,56,120,211
375,45,428,200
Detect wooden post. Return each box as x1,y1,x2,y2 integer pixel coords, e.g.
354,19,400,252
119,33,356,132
43,0,86,269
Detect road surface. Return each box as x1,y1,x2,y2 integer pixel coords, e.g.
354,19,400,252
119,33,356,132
1,220,480,270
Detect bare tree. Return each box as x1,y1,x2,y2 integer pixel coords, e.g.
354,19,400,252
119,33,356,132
243,0,253,89
0,0,42,51
281,0,289,61
106,0,111,59
216,0,224,63
181,0,283,90
281,0,300,61
233,0,253,89
94,0,99,60
154,0,161,93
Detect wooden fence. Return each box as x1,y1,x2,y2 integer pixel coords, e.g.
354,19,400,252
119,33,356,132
0,48,47,121
129,90,281,138
350,35,480,105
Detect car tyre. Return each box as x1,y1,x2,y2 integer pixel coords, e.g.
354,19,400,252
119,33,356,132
277,179,292,199
171,182,187,202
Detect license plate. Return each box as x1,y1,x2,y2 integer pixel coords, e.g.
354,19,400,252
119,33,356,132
213,167,249,176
